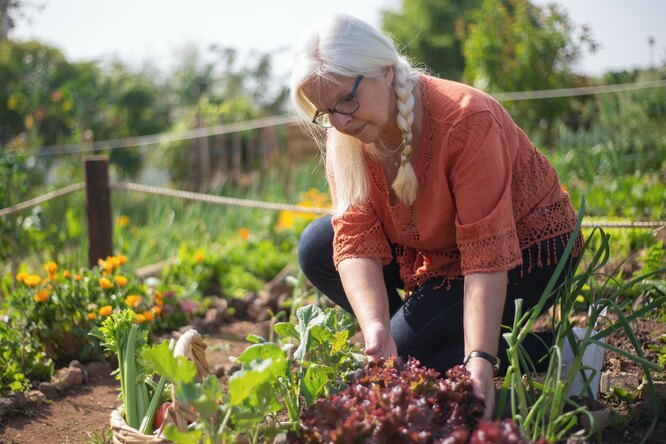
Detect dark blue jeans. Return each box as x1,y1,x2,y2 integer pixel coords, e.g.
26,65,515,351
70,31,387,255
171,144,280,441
298,216,575,376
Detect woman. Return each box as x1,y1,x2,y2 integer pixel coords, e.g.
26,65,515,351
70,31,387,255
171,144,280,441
291,14,581,418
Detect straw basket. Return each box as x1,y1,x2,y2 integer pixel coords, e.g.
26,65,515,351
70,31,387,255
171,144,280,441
109,329,211,444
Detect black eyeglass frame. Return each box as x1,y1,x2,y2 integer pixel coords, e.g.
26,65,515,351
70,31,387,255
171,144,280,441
311,75,363,128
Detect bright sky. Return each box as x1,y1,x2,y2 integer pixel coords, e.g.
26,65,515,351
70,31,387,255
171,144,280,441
11,0,666,79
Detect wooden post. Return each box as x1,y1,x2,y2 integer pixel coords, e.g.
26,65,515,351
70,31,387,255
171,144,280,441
84,156,113,267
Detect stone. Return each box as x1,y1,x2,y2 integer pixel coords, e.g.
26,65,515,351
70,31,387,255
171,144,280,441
26,390,47,404
86,361,112,380
69,360,88,383
53,366,84,391
38,381,61,400
0,396,15,416
599,370,642,395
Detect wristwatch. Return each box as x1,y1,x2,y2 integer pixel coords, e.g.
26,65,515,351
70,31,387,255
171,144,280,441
463,351,500,375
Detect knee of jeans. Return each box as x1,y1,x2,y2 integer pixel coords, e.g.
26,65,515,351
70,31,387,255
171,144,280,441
297,217,332,278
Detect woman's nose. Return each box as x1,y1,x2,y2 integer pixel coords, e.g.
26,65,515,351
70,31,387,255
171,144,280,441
330,112,353,129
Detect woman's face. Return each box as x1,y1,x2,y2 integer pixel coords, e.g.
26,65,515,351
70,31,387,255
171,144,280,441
302,70,397,144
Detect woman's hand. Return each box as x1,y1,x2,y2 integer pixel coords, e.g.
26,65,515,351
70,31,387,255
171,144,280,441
362,322,397,361
466,357,496,419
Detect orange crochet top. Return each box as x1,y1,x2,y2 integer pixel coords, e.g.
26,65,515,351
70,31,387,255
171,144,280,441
329,75,581,294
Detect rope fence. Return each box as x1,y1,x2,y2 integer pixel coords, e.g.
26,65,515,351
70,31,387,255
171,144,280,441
19,79,666,158
110,182,331,215
0,183,85,218
1,180,663,230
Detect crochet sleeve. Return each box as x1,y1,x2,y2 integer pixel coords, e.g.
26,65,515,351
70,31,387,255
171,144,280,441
447,111,522,275
326,161,392,268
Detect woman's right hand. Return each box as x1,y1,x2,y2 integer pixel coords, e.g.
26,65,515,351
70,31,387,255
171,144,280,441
362,322,397,361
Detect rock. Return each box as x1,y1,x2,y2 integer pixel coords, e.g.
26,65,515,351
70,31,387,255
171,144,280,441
203,308,223,329
228,297,247,319
0,396,15,416
69,360,88,383
272,433,288,444
86,361,112,380
38,382,61,400
599,370,642,395
11,392,27,408
579,407,612,433
27,390,47,404
53,366,84,391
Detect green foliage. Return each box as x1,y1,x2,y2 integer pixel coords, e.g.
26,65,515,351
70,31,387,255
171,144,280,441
501,202,666,443
143,304,363,444
381,0,482,80
0,315,53,396
461,0,596,146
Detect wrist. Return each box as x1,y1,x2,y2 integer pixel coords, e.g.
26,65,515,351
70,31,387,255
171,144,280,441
463,351,500,375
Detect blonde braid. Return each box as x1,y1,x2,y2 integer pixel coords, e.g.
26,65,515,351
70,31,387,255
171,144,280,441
391,60,418,204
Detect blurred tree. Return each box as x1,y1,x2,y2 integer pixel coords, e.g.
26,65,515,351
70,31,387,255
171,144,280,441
382,0,482,80
460,0,596,147
0,0,21,41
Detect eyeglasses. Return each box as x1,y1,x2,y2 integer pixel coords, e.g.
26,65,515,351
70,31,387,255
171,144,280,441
311,75,363,128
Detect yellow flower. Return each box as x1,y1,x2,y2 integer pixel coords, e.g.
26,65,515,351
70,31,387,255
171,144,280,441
141,310,154,322
116,215,131,229
151,305,162,316
15,272,28,283
87,312,97,321
114,275,128,287
108,256,122,269
73,274,82,281
193,251,205,263
238,228,250,240
117,255,128,265
98,305,113,317
63,270,71,278
575,295,586,303
24,274,42,287
34,289,50,303
125,294,142,308
44,261,58,275
134,313,146,324
99,277,113,290
98,258,114,274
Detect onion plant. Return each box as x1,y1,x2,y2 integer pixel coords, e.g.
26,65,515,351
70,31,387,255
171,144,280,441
497,198,666,443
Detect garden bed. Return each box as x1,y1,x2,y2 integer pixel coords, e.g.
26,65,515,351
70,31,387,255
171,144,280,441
0,314,664,444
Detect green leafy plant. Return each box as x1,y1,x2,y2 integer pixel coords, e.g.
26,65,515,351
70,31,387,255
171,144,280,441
140,304,363,444
499,199,666,443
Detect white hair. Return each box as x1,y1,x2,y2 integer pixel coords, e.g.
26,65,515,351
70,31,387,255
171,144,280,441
290,14,419,214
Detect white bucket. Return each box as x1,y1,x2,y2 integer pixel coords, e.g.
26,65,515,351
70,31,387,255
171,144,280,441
562,327,606,399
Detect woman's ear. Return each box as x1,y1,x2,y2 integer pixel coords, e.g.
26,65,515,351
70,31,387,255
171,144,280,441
383,66,394,85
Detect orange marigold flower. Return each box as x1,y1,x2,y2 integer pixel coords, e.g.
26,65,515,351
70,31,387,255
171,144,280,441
24,274,42,287
108,256,122,269
99,277,113,290
134,313,146,324
193,251,205,263
154,290,163,299
116,255,128,265
63,270,71,278
114,275,128,287
238,228,250,240
98,305,113,317
151,305,162,316
44,261,58,275
98,258,114,273
34,289,49,303
15,272,28,283
74,274,82,281
154,297,164,307
560,183,568,193
125,294,142,308
141,310,154,322
87,312,97,321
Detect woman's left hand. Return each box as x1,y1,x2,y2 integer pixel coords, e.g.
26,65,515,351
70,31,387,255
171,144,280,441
465,358,496,420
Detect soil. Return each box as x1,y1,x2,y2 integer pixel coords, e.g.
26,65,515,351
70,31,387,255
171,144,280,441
0,314,664,444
